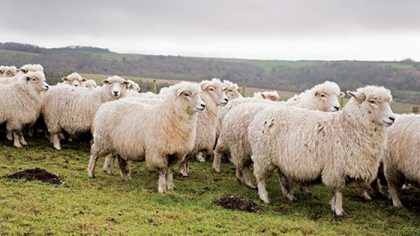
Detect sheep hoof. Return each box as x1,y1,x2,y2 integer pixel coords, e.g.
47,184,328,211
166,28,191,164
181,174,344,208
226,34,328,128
179,170,189,177
103,168,113,175
14,141,23,148
6,134,13,141
334,210,344,217
167,183,176,190
53,145,61,150
20,140,28,146
362,193,372,201
212,166,221,173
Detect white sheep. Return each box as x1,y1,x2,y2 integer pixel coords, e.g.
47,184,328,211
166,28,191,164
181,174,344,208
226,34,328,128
0,65,19,77
0,71,49,147
222,80,242,101
383,114,420,207
248,86,395,216
61,72,87,87
19,64,44,73
212,81,344,188
83,79,97,89
253,91,280,101
87,82,206,193
179,78,228,175
42,75,129,150
126,80,141,92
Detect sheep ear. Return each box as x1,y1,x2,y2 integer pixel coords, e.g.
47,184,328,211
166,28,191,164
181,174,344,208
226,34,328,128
176,88,184,96
338,92,345,98
102,79,110,85
200,81,210,90
347,91,366,102
260,93,266,99
61,77,68,82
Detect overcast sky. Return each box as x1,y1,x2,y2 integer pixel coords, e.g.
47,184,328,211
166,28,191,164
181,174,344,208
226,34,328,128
1,0,420,60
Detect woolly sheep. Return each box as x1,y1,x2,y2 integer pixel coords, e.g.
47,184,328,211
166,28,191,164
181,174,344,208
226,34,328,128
0,71,49,147
87,82,206,193
0,65,19,77
42,75,129,150
253,91,280,101
212,81,344,187
19,64,44,73
127,80,141,92
83,79,97,89
222,80,242,101
248,86,395,216
61,72,87,87
384,114,420,207
179,78,228,175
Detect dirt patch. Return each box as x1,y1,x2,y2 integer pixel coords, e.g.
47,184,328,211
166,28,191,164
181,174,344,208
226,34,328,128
217,195,261,212
5,168,63,185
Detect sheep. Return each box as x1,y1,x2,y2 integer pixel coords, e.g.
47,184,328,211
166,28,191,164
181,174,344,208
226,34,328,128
0,71,49,147
19,64,44,73
248,86,395,216
87,82,206,193
178,78,228,175
42,75,129,150
83,79,97,89
127,80,141,92
253,91,280,101
61,72,87,87
212,81,344,188
383,114,420,207
0,65,19,77
222,80,242,100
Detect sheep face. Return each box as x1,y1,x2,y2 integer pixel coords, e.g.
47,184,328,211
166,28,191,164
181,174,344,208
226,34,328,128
222,83,241,100
62,73,87,87
25,72,49,93
175,86,206,115
347,87,396,127
127,80,141,92
0,66,18,77
82,79,97,89
314,90,344,112
200,79,228,106
102,76,129,98
258,91,280,101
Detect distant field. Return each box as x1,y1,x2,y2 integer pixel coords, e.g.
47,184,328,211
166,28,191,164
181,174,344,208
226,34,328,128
82,73,419,114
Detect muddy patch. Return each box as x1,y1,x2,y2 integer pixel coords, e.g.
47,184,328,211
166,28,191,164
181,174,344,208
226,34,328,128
5,168,63,185
217,195,261,212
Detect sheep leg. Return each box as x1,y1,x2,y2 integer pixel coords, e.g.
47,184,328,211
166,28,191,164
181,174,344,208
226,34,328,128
388,181,403,208
179,158,189,177
212,148,223,173
359,182,372,201
166,168,176,190
13,131,22,148
6,130,13,141
103,155,115,175
384,166,404,207
51,133,61,150
87,144,104,178
27,125,34,137
18,131,28,146
242,164,257,189
158,169,168,194
117,156,131,181
332,190,344,216
276,169,295,201
196,151,206,163
253,157,273,204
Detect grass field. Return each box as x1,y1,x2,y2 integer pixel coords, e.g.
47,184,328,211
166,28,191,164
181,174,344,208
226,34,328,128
0,138,419,235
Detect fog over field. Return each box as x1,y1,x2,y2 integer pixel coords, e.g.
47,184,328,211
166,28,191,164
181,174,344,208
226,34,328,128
1,0,420,60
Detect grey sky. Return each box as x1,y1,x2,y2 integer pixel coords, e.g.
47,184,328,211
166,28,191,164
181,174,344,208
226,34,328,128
1,0,420,60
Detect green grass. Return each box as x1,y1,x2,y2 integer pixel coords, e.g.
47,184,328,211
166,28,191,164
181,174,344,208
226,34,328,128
0,138,419,235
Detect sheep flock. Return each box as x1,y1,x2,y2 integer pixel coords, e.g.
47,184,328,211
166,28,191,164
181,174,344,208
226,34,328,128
0,63,419,216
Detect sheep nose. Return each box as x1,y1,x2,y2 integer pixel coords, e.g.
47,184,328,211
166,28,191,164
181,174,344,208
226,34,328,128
200,103,206,109
334,106,340,111
389,116,395,122
224,97,229,103
45,85,49,90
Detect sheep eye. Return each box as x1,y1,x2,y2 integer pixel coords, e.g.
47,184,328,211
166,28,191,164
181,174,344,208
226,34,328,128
369,100,376,104
320,94,326,98
209,88,215,92
183,93,190,97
